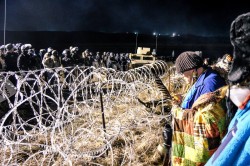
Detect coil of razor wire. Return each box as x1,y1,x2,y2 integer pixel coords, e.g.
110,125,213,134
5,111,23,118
0,60,174,165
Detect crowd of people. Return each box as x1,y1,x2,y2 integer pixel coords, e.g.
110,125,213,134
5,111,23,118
0,44,132,73
158,12,250,166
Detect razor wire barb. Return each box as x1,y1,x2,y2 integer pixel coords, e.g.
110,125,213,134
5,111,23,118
0,60,184,165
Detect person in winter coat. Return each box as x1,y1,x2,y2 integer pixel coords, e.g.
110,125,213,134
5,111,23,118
5,43,19,72
174,51,226,109
42,51,53,69
205,12,250,166
17,44,32,71
162,51,227,166
51,50,61,68
61,49,74,68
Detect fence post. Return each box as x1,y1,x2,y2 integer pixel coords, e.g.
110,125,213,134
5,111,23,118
100,89,108,156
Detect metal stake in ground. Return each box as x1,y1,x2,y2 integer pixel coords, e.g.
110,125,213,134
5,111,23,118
100,89,108,156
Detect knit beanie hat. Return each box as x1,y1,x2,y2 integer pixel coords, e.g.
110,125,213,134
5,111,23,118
175,51,203,73
228,12,250,84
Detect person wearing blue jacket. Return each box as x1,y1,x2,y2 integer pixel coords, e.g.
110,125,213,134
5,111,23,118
205,12,250,166
158,51,226,165
174,51,226,109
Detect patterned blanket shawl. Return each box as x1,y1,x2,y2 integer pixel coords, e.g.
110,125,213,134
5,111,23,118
171,86,228,166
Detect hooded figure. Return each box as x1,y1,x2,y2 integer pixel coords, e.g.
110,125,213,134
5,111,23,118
206,12,250,166
228,12,250,84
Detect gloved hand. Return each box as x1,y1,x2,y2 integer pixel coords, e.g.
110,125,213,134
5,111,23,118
163,123,172,147
172,94,182,105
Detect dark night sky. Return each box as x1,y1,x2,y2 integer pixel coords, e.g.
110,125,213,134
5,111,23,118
0,0,249,36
